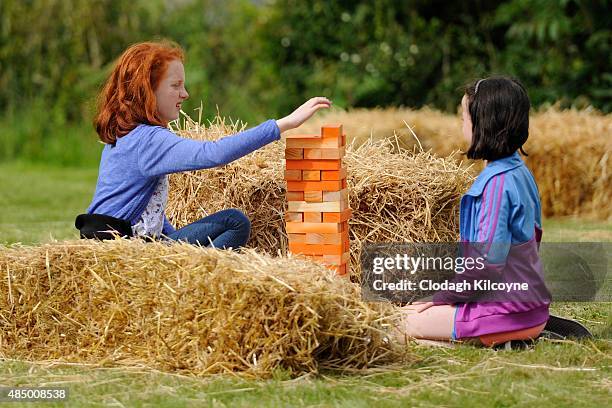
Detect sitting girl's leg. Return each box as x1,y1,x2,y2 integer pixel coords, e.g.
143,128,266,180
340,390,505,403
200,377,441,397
166,209,251,249
394,304,457,343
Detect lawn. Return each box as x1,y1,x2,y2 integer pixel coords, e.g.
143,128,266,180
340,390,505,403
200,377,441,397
0,162,610,407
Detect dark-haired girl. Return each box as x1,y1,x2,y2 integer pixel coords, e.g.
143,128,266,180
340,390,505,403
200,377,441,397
398,76,551,346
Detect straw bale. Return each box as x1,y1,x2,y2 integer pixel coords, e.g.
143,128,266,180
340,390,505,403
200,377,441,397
166,113,473,281
293,107,612,219
0,239,405,377
525,109,611,220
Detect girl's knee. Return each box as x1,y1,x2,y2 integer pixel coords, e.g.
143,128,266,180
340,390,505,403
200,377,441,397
224,208,250,229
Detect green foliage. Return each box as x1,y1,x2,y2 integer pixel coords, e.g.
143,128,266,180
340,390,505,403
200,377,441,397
259,0,611,112
0,0,609,165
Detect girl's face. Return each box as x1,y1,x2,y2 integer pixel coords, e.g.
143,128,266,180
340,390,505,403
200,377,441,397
461,94,473,143
155,60,189,123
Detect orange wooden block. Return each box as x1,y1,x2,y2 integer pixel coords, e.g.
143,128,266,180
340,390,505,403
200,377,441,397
285,212,303,222
342,237,350,252
322,124,343,139
302,170,321,181
286,159,341,171
284,169,302,181
305,231,348,245
303,147,345,160
328,264,347,275
287,191,304,201
286,137,342,148
321,168,347,180
342,134,346,146
322,252,350,265
322,209,352,223
322,189,348,202
286,180,343,191
304,191,323,202
340,221,349,232
288,242,343,256
286,222,341,233
342,179,347,189
303,212,322,223
285,148,303,160
287,233,306,243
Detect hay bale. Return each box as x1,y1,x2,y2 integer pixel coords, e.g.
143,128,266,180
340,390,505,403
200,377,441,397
166,114,473,280
292,107,612,220
526,109,611,220
0,239,405,377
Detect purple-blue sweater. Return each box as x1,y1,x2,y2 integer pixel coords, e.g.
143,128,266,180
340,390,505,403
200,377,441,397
87,120,280,234
433,152,551,338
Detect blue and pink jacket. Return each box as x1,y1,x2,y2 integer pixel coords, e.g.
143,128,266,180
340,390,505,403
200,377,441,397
433,151,551,338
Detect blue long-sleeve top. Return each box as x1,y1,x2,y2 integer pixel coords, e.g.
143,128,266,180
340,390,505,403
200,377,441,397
86,120,281,234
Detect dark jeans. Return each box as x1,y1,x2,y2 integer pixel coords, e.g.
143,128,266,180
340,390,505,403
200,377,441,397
166,209,251,249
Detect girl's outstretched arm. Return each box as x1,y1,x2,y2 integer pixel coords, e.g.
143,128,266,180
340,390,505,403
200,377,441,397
137,97,331,178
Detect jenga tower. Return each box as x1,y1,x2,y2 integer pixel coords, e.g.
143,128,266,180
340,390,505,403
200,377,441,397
284,124,351,276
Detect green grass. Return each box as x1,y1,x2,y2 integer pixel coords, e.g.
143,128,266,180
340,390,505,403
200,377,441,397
0,162,99,244
0,162,610,407
1,308,610,407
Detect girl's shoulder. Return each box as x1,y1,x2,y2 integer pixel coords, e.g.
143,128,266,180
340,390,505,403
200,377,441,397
128,123,169,137
116,124,173,146
466,152,539,200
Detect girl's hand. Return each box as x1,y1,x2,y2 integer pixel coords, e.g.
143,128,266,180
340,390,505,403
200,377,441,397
276,97,332,133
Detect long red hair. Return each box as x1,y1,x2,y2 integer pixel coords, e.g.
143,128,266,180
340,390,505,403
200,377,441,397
95,41,184,144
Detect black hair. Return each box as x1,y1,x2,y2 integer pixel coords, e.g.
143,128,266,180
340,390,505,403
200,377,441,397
464,76,530,161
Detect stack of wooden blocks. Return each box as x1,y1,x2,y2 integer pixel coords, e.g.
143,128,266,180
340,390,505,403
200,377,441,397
284,124,351,276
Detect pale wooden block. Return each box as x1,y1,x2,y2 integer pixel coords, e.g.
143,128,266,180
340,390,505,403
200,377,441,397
302,170,321,181
287,233,307,243
285,212,303,222
322,189,348,202
287,200,347,212
304,191,323,202
305,232,347,244
303,147,345,160
285,133,321,139
285,148,303,160
322,252,350,265
284,169,302,181
303,212,322,223
286,137,341,148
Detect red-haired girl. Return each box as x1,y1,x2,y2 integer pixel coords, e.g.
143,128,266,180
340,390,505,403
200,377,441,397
82,41,330,248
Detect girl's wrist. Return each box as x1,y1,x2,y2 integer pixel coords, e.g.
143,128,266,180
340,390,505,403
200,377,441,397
276,117,291,133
